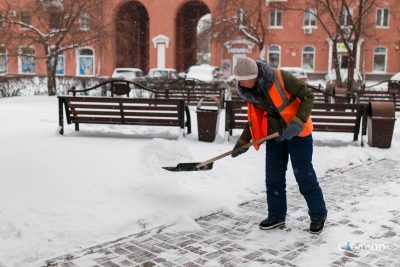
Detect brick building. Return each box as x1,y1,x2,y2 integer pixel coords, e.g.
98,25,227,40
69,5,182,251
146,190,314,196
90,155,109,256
0,0,399,80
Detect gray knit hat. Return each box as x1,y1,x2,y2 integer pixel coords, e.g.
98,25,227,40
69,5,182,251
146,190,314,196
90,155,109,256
233,57,258,80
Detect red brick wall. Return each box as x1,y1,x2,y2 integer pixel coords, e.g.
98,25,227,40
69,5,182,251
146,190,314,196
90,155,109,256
2,0,399,78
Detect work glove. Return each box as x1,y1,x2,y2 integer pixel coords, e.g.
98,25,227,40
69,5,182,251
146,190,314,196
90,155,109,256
231,140,249,158
281,117,304,141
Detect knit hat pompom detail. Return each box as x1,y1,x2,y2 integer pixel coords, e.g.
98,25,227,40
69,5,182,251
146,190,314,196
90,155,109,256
233,57,258,80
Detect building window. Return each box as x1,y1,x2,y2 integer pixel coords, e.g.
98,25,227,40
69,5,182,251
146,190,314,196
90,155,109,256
304,8,317,28
302,46,315,71
340,8,352,27
79,12,90,31
268,45,280,68
269,10,282,27
237,9,247,28
19,46,36,74
373,47,387,72
77,48,94,76
376,8,389,28
265,0,288,6
0,46,7,75
55,52,65,75
20,11,32,27
50,48,65,75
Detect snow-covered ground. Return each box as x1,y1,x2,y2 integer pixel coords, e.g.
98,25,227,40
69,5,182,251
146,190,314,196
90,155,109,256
0,95,399,267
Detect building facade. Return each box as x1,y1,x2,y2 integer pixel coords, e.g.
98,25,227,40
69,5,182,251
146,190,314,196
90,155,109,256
0,0,399,79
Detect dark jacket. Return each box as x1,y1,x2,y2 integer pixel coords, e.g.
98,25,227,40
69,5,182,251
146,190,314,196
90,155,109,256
237,60,314,143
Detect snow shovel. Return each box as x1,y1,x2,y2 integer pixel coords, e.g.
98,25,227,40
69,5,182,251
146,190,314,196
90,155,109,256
162,132,279,172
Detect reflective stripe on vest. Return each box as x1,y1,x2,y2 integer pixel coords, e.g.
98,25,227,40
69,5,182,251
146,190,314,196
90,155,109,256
248,69,313,150
273,71,297,112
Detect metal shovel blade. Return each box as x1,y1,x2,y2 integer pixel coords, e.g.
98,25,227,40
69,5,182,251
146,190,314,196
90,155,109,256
162,133,279,172
162,162,214,172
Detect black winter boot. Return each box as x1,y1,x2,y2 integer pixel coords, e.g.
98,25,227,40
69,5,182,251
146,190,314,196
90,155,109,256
259,217,285,230
309,217,325,234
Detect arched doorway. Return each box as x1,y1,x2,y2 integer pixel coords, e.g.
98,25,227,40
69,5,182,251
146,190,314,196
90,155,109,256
115,2,149,72
175,1,210,72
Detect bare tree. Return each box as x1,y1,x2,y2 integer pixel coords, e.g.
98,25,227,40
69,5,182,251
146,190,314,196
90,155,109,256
212,0,269,59
291,0,378,91
0,0,109,95
196,14,212,64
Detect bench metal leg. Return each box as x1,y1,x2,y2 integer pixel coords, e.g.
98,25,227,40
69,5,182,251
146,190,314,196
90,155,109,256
184,106,191,134
224,131,230,142
75,123,80,131
353,132,359,142
58,98,64,135
179,128,185,139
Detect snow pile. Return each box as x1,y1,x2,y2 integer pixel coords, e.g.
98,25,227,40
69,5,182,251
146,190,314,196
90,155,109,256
0,96,399,267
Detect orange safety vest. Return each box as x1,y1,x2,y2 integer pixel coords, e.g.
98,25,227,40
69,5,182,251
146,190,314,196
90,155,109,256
248,69,313,150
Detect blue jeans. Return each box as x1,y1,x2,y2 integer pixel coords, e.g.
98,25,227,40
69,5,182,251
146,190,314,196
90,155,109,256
265,134,327,221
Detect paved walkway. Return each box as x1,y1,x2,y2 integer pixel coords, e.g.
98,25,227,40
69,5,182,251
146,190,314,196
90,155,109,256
43,159,400,267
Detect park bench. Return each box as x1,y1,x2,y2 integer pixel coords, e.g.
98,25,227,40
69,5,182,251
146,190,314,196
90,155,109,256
311,103,366,143
151,78,226,107
307,84,329,103
308,84,357,104
357,90,400,111
58,79,191,137
154,86,225,107
225,100,367,145
224,100,248,136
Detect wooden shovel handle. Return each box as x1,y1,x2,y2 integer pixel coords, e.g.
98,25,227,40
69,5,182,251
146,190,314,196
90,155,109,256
195,132,279,169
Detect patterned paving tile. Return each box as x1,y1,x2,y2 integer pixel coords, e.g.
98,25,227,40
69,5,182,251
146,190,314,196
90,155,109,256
43,160,400,267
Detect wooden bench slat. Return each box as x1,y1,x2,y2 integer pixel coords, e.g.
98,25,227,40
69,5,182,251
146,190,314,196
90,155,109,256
66,96,180,105
71,117,179,125
68,104,180,111
234,114,247,118
71,110,178,117
234,122,248,126
68,104,120,110
71,111,121,116
311,111,358,116
313,125,355,132
232,108,247,112
312,118,356,123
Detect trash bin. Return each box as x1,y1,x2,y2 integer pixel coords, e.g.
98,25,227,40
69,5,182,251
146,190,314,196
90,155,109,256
197,96,221,142
367,101,396,148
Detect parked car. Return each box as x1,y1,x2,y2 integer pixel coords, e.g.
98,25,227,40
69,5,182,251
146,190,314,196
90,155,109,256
186,64,218,82
280,67,309,82
147,68,180,80
111,68,145,81
388,72,400,92
325,69,364,92
390,72,400,81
